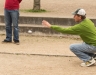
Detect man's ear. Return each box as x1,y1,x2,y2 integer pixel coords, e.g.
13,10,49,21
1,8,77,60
79,15,82,19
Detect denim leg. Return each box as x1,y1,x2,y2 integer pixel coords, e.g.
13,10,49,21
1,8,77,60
84,52,95,57
4,9,12,41
70,43,96,62
10,9,19,41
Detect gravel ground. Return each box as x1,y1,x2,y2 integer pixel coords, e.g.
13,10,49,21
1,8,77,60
0,0,96,18
0,0,96,75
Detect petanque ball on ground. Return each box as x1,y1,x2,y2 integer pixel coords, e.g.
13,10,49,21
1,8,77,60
28,30,32,34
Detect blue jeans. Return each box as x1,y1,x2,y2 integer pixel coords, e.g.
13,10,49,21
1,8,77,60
70,42,96,62
4,9,19,41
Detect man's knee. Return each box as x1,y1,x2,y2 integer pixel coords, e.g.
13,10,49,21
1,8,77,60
70,44,77,52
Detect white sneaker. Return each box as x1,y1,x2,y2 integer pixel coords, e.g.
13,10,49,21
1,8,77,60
93,57,96,60
93,54,96,60
80,58,96,67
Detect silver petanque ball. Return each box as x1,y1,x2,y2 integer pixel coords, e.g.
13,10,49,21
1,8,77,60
28,30,32,34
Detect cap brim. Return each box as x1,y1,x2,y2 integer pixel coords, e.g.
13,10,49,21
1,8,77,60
72,12,76,15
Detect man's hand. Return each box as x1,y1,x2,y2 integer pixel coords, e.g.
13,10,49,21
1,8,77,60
42,20,51,28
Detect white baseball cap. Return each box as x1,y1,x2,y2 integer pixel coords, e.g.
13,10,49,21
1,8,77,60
72,9,86,16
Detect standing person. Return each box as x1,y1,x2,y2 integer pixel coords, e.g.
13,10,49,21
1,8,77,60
2,0,22,45
42,8,96,67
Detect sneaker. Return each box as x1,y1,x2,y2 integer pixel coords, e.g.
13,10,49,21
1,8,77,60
92,54,96,60
2,39,12,43
80,58,96,67
14,41,20,45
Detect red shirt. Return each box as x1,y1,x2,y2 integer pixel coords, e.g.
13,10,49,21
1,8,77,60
5,0,22,10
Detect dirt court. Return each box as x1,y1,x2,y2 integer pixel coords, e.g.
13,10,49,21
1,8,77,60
0,0,96,18
0,0,96,75
0,34,96,75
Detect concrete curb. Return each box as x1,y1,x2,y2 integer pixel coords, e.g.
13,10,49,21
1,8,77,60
0,15,96,35
0,15,96,26
0,24,60,34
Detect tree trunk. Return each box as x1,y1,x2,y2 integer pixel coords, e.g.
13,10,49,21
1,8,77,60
33,0,40,10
